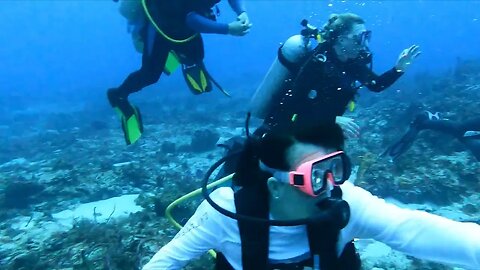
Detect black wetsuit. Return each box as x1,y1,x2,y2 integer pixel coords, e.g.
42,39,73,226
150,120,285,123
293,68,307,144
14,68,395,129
261,42,403,135
384,113,480,161
219,42,403,178
108,0,245,117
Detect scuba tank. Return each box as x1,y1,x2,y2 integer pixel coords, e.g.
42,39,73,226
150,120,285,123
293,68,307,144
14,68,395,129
249,20,322,119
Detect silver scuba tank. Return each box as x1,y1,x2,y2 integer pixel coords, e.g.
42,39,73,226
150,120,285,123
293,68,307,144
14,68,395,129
248,34,314,119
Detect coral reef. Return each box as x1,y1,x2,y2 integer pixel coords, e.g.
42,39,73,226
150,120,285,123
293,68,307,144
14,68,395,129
1,58,479,270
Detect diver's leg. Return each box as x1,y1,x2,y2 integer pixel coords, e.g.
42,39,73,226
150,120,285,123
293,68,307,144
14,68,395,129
458,117,480,134
108,28,169,117
420,115,480,161
107,25,170,144
178,34,205,65
420,119,463,137
420,116,480,139
384,112,462,160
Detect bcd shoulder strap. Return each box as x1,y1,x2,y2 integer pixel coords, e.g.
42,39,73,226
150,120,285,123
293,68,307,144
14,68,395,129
234,185,270,269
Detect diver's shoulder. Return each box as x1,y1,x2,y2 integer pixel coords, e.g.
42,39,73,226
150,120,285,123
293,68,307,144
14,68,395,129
207,187,236,213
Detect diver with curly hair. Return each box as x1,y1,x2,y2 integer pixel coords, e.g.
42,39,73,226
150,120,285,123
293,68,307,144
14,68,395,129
250,13,421,138
215,13,421,179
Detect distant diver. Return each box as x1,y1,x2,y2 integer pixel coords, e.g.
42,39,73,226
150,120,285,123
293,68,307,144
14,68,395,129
383,111,480,161
108,0,252,145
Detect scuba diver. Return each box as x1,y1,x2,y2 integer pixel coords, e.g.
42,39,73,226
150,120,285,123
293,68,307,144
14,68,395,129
249,13,420,136
383,111,480,161
108,0,252,145
142,123,480,270
214,13,420,180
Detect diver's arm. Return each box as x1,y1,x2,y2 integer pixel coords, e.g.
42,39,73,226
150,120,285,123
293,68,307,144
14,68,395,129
142,193,229,270
228,0,247,15
358,66,404,93
185,12,229,34
420,119,463,137
410,113,479,138
342,182,480,269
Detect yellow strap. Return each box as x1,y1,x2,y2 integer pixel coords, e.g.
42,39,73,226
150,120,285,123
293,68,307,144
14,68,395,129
165,174,234,258
141,0,197,43
291,114,298,122
348,101,356,112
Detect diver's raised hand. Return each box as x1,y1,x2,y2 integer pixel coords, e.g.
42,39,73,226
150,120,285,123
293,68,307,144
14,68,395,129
395,45,421,72
336,116,360,138
228,20,251,36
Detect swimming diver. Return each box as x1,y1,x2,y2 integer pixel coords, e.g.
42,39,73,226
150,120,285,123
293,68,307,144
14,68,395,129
108,0,252,145
383,110,480,161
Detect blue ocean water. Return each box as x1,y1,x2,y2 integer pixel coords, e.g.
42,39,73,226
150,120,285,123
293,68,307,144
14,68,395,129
0,1,479,104
0,1,479,269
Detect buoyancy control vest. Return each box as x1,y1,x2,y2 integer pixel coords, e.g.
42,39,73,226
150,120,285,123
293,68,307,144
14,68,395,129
261,41,373,134
144,0,220,40
120,0,221,42
214,185,361,270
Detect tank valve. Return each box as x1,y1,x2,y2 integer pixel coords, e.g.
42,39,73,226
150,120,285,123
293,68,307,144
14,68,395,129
300,19,319,39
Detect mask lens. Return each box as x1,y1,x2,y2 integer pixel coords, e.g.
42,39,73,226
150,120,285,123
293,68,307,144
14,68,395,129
328,156,345,184
359,30,371,45
311,155,345,190
311,168,325,194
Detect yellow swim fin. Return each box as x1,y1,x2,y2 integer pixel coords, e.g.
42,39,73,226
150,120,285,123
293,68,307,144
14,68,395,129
182,63,212,94
115,105,143,145
164,51,181,75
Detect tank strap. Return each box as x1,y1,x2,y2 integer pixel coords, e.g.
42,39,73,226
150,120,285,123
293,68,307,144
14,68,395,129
277,46,303,73
235,186,270,269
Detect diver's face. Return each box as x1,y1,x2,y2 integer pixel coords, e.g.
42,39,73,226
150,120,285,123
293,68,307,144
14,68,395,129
336,23,369,59
269,143,334,219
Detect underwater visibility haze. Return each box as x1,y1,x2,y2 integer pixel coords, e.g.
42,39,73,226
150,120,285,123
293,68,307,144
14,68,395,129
0,1,479,269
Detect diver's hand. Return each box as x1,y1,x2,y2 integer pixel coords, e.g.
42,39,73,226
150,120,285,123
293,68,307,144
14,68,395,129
228,20,251,36
237,11,250,26
395,45,421,72
336,116,360,138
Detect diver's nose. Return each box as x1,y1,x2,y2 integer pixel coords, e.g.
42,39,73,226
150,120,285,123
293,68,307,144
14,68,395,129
326,172,335,185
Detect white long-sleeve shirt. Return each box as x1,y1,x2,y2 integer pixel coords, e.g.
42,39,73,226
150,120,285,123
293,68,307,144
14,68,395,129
143,182,480,270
